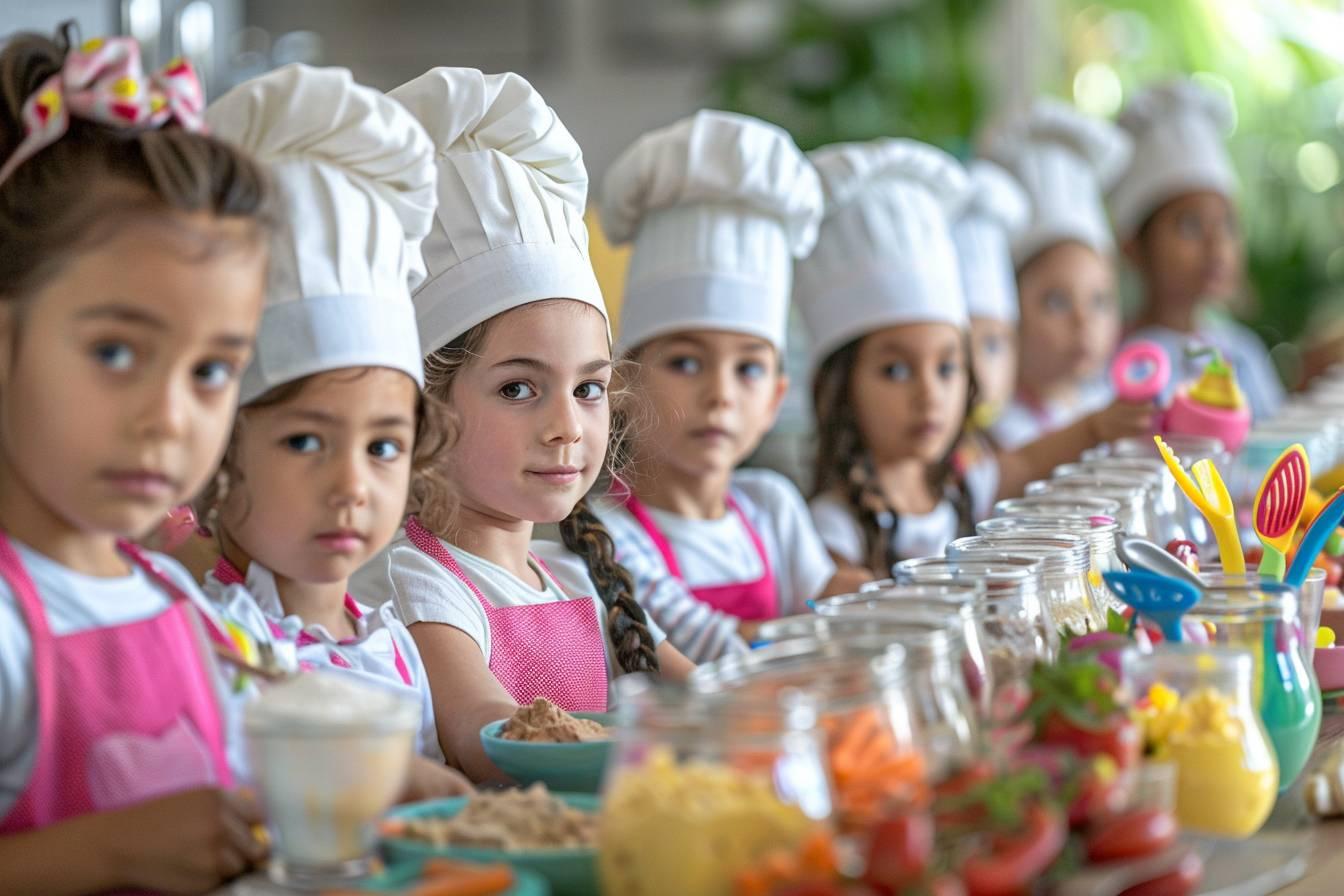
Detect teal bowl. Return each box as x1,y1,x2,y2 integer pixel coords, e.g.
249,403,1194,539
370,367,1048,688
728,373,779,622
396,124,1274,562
361,857,549,894
382,794,599,896
479,713,614,793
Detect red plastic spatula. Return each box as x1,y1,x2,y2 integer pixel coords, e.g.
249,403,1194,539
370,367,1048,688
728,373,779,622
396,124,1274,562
1253,443,1310,581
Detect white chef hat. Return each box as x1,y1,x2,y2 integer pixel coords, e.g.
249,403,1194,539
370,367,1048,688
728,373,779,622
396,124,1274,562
793,138,971,375
983,97,1132,268
389,67,605,356
953,160,1030,323
206,64,435,405
600,110,822,355
1109,78,1237,241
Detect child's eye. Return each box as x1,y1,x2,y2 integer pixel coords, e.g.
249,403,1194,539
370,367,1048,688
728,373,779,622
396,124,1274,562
1093,292,1114,312
369,439,402,461
500,382,536,401
1177,213,1202,238
981,334,1002,355
1043,291,1071,314
668,356,701,375
93,342,135,372
938,360,961,379
284,434,322,454
193,360,237,389
883,362,912,381
575,381,607,400
738,361,767,381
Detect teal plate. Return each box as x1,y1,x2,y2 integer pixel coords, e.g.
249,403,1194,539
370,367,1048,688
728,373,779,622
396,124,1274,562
479,713,614,794
383,795,598,896
359,859,549,894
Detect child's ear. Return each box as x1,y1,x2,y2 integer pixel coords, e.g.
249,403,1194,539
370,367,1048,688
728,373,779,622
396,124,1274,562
1121,236,1144,269
766,371,790,427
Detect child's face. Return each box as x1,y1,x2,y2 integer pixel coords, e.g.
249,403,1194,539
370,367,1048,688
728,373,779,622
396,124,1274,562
221,367,418,586
1015,242,1119,391
1131,191,1242,310
968,316,1017,415
631,330,786,482
850,322,969,466
0,214,266,539
447,301,611,526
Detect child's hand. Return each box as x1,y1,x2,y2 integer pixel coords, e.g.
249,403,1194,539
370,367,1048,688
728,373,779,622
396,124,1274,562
1088,399,1157,444
403,756,476,801
97,787,267,893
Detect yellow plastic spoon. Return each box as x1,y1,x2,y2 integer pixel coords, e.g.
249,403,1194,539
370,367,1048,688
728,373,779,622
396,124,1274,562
1154,436,1246,573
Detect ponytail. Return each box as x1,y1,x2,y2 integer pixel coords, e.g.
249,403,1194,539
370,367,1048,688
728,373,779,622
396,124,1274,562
559,497,660,675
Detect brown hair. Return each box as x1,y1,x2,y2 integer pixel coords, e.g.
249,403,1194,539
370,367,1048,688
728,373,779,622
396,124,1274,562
196,369,449,537
0,24,277,304
421,305,660,675
809,335,978,577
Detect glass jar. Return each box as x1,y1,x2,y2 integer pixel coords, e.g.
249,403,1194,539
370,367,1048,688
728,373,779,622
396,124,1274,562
1055,458,1182,545
601,676,834,896
976,515,1125,616
748,621,979,783
1026,476,1155,541
993,494,1122,523
893,557,1052,686
689,636,926,831
816,582,992,716
1184,574,1322,791
949,534,1102,636
1124,646,1278,838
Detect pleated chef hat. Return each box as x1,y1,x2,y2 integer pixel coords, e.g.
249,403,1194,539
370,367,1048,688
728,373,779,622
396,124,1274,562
953,160,1030,323
390,67,605,356
1109,78,1237,241
206,65,435,404
793,138,971,375
983,97,1132,268
600,110,823,355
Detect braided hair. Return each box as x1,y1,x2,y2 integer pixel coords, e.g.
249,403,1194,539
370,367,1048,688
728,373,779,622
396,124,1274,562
422,302,660,675
810,334,979,576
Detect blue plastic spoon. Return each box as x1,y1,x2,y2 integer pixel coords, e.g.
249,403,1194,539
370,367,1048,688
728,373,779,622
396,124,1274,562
1286,487,1344,589
1103,570,1202,643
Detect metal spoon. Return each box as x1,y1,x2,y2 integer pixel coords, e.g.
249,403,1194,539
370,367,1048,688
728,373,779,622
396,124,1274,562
1118,536,1206,592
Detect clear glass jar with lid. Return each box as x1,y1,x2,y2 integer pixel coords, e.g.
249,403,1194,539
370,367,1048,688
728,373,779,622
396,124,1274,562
976,515,1124,616
1027,474,1157,540
1054,458,1180,545
600,676,834,896
819,581,991,716
688,636,925,831
1185,571,1322,791
1124,646,1278,838
894,556,1052,678
948,534,1102,636
993,494,1122,522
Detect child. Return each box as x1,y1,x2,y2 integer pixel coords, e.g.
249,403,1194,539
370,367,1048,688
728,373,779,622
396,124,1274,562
594,110,865,663
0,28,276,893
351,68,693,783
984,98,1154,453
1112,78,1284,421
953,160,1030,430
199,65,469,797
799,139,994,576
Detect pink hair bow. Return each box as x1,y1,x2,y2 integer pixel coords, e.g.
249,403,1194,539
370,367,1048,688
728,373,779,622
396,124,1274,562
0,36,205,186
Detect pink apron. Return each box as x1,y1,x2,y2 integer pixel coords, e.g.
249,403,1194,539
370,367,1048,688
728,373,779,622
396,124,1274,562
0,535,232,835
402,517,608,712
623,493,779,621
212,557,411,686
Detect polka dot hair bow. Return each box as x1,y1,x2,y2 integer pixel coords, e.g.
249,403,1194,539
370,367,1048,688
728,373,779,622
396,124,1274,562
0,36,205,186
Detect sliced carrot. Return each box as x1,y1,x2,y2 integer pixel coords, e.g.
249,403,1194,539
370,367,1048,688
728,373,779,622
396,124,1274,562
409,864,514,896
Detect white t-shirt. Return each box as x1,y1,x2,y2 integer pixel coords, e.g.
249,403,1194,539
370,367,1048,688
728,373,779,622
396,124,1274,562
808,457,1000,573
202,562,443,763
1125,316,1284,422
349,529,666,706
991,376,1113,450
596,469,837,663
0,542,243,818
